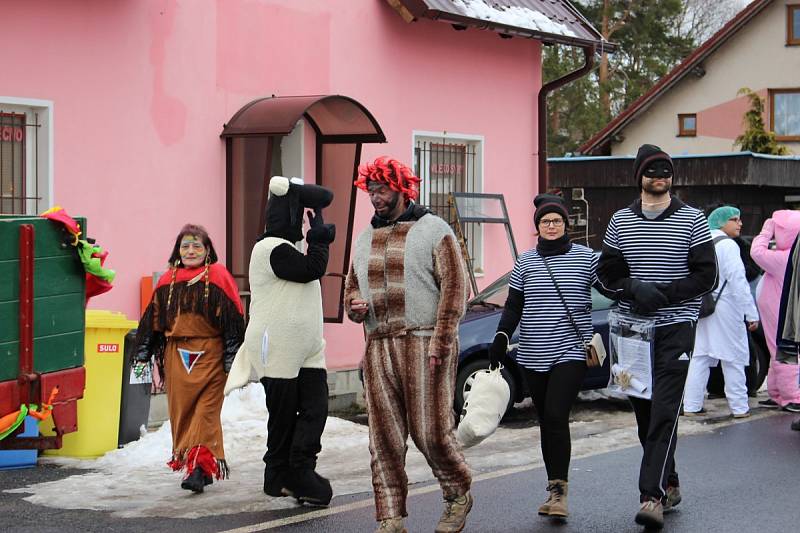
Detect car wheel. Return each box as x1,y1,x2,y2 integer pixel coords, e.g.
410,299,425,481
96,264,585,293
746,332,769,393
453,358,517,422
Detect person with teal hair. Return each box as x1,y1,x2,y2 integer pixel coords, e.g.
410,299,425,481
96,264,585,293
685,205,759,420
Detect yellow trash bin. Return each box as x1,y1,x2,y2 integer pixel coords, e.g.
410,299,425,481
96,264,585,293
44,310,138,457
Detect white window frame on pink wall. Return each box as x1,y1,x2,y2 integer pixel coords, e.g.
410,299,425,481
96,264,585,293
0,96,54,215
411,130,485,275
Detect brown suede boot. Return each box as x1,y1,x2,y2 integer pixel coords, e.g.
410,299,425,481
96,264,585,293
538,481,557,515
546,480,569,518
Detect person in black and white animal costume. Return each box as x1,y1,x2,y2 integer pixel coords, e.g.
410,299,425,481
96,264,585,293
225,176,336,506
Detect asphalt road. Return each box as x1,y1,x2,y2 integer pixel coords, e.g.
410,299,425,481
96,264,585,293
2,412,798,532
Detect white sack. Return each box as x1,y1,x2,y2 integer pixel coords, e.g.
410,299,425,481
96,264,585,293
456,368,510,448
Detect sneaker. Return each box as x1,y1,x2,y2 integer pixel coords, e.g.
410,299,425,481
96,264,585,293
635,498,664,529
758,398,780,408
180,467,207,493
662,485,681,513
732,411,751,419
435,491,473,533
782,402,800,413
681,408,706,417
376,517,407,533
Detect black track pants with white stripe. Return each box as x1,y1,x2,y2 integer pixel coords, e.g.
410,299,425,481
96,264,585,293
629,321,695,500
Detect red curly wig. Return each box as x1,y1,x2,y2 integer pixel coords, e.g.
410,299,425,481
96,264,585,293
354,157,421,201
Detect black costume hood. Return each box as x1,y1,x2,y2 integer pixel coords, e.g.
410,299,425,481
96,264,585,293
261,176,334,242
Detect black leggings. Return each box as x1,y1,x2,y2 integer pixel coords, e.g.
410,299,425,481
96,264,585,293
524,360,587,481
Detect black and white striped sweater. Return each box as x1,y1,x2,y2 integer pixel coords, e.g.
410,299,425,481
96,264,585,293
597,197,717,327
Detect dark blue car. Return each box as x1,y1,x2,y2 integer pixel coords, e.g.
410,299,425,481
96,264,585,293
455,272,770,415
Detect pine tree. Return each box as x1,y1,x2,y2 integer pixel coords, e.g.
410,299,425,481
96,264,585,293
734,88,789,155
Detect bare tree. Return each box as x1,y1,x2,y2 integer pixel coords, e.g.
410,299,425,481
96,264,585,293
676,0,747,42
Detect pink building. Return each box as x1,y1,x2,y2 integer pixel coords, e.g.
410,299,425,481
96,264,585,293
1,0,607,380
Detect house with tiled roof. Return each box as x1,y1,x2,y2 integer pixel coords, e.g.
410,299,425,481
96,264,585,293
580,0,800,156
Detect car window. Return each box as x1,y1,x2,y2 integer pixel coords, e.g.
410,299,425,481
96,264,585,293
591,287,615,311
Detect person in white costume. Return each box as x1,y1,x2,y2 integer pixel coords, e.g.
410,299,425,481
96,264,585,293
225,176,336,506
684,206,759,417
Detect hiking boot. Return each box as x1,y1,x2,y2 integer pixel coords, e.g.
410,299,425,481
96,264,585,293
375,517,407,533
758,398,779,408
546,480,568,518
284,469,332,507
180,467,207,493
435,491,473,533
537,481,556,515
662,485,682,513
635,498,664,529
263,467,288,497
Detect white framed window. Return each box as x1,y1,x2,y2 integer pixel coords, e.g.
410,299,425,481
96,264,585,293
412,131,484,274
0,97,53,215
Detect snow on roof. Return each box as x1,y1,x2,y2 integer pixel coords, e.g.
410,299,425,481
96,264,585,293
453,0,576,37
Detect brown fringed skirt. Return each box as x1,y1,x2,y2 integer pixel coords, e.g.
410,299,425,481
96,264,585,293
163,312,227,474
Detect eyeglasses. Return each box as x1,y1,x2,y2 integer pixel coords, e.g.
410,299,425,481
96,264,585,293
539,218,564,227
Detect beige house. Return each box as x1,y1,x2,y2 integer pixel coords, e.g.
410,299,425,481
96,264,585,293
580,0,800,156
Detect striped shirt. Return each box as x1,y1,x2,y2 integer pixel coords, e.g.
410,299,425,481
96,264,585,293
603,203,713,326
509,244,597,371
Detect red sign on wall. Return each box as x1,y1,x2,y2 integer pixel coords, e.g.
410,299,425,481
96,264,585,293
0,126,24,142
97,344,120,353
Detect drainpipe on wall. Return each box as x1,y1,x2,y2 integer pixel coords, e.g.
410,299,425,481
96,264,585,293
537,46,595,193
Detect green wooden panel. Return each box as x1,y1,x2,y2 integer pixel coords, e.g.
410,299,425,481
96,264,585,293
0,216,87,382
0,217,87,260
0,332,84,381
0,256,84,302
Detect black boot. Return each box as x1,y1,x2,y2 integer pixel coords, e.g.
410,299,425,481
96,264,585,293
263,467,289,497
285,469,332,506
181,467,207,493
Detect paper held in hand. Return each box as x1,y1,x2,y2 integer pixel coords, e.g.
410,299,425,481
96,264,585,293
607,311,655,400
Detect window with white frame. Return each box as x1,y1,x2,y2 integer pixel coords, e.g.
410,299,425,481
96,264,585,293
770,89,800,141
413,133,484,273
0,98,52,215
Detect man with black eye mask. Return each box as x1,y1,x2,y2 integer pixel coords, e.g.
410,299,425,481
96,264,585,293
598,143,717,529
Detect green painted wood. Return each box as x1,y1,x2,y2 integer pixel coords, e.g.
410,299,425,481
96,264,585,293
0,216,87,382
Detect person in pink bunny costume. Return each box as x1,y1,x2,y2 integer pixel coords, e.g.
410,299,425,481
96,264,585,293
750,210,800,412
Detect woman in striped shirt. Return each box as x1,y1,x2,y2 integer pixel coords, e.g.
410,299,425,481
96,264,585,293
489,194,599,521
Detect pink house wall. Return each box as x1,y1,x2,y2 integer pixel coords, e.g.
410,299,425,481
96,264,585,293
1,0,542,369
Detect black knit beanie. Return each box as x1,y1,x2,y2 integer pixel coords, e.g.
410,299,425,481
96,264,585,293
633,144,673,188
533,194,569,229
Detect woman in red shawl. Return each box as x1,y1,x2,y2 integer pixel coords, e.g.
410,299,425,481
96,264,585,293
134,224,244,493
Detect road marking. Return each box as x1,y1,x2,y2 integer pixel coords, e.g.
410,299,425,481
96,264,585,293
217,462,539,533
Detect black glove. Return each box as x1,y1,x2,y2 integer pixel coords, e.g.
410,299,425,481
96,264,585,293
489,332,509,370
628,279,669,315
306,208,336,244
133,331,159,364
222,333,241,374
